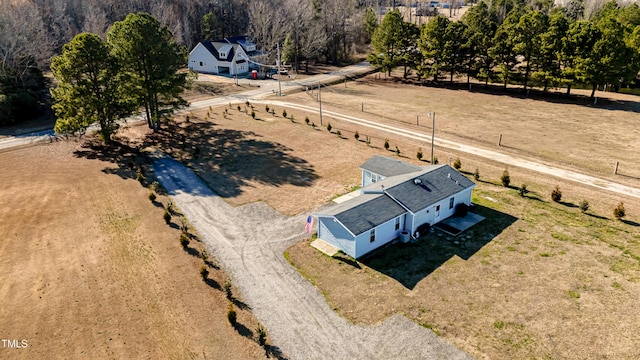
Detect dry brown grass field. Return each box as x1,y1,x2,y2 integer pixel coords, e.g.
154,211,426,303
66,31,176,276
122,81,640,359
283,70,640,184
3,69,640,359
0,142,267,359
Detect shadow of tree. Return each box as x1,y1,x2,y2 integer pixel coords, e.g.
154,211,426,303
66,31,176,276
265,345,289,360
232,297,252,311
204,278,221,290
386,76,640,114
73,139,148,181
233,322,253,339
361,204,517,289
143,120,318,199
622,219,640,227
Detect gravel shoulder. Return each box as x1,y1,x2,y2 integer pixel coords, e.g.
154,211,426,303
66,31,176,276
151,151,472,359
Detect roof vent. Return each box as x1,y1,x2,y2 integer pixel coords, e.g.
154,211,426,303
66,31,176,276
447,173,451,179
414,179,422,185
456,180,459,185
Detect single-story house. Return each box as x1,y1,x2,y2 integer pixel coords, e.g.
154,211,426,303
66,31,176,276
188,37,257,75
315,156,476,259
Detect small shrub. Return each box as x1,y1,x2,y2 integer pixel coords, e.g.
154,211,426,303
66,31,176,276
148,192,156,202
290,114,294,122
227,303,237,326
167,200,177,215
206,111,210,118
614,202,625,220
150,180,161,193
327,122,332,132
579,200,590,213
185,115,190,122
311,122,316,128
237,105,241,111
336,129,341,137
136,168,145,183
200,266,209,280
500,169,510,187
395,145,400,156
282,109,287,118
251,111,256,119
433,156,439,164
417,148,423,160
519,184,529,197
224,281,233,300
255,325,267,346
163,208,171,224
305,116,310,125
551,185,562,202
265,105,270,113
180,232,190,248
365,136,371,146
354,130,359,140
453,158,461,170
245,100,250,107
384,138,389,150
473,168,480,181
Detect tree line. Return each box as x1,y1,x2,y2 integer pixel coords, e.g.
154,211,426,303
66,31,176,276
0,0,376,126
368,0,640,97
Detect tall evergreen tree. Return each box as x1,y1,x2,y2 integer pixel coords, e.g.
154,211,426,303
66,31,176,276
443,21,469,83
419,15,450,82
561,20,600,95
513,9,548,90
533,9,568,91
50,33,133,142
107,12,189,131
368,10,405,76
490,9,520,88
463,1,497,86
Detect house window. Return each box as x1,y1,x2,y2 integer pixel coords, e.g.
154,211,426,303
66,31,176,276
395,217,400,230
369,229,376,242
449,197,455,209
371,173,379,183
199,61,203,66
436,205,440,211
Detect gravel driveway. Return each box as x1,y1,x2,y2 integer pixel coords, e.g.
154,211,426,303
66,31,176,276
151,152,472,360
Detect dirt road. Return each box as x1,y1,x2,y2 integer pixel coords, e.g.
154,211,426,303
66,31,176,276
151,151,472,360
262,100,640,201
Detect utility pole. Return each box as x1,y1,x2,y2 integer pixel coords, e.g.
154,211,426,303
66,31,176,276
277,43,282,96
318,82,323,126
430,112,435,164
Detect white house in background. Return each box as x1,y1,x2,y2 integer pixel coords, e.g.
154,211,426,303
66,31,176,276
188,37,257,75
315,156,476,259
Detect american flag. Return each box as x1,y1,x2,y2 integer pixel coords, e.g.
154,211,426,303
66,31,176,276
304,215,314,234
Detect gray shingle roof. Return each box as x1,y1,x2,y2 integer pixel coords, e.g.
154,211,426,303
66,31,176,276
385,165,475,213
318,193,406,236
359,155,422,177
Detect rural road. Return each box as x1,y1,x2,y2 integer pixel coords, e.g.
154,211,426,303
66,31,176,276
0,63,372,152
3,62,639,201
151,151,473,360
259,100,640,201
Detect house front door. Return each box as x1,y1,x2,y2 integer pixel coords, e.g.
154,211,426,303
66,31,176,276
435,204,441,222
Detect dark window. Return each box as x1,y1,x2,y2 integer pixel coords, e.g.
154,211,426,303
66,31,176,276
395,217,400,230
199,61,203,66
449,197,454,209
436,205,440,211
369,229,375,242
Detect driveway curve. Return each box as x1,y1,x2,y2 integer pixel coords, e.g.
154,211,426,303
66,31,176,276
151,152,472,360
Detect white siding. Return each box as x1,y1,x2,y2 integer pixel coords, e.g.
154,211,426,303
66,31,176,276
318,218,356,258
188,44,218,73
361,170,386,187
354,215,404,258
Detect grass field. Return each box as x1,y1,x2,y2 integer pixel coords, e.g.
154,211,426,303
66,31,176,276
0,142,267,359
119,77,640,359
3,66,640,359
